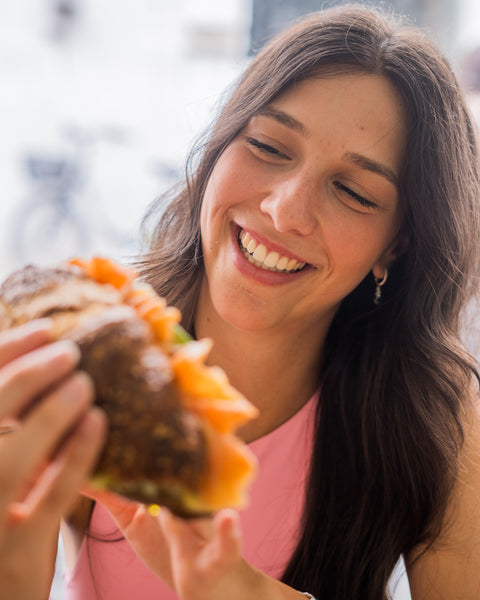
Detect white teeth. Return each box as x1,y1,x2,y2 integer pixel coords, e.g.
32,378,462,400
238,229,306,273
252,244,267,262
246,238,257,253
242,231,251,245
264,251,280,268
277,256,289,271
287,258,298,270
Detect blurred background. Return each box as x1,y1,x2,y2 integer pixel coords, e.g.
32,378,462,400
1,2,479,599
1,0,480,282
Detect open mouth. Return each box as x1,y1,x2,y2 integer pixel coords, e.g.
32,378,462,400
238,229,307,273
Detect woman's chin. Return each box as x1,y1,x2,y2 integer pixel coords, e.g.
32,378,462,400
207,290,282,333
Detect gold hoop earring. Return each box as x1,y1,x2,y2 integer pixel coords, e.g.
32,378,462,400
374,269,388,305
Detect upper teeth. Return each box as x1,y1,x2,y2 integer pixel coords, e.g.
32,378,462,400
239,230,306,273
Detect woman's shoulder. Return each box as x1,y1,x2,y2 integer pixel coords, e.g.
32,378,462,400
406,376,480,598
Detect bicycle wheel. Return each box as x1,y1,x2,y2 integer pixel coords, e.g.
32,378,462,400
10,199,90,266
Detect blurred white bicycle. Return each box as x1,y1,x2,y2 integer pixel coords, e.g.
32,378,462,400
8,125,136,267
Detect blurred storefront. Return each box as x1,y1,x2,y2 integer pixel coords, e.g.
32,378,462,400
250,0,459,59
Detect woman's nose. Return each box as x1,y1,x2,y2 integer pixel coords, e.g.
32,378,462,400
259,173,318,235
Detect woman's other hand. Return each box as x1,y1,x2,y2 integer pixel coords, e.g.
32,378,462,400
84,484,262,599
0,320,106,600
85,486,304,600
159,507,262,600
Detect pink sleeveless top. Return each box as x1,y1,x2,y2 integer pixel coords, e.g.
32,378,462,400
65,393,318,600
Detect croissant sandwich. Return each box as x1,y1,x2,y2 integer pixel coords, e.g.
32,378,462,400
0,257,258,517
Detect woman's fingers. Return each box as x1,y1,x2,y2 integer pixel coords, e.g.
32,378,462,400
158,508,243,599
160,508,241,569
0,339,81,421
21,370,94,455
0,320,52,368
0,321,52,429
160,509,209,549
81,485,141,530
0,371,95,512
7,407,106,529
208,509,242,568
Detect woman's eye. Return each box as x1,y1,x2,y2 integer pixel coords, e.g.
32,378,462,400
335,182,378,210
246,137,290,160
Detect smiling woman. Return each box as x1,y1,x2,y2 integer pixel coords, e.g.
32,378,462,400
0,4,479,600
131,5,480,599
198,74,405,338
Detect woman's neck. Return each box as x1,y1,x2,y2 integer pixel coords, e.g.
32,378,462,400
194,297,332,442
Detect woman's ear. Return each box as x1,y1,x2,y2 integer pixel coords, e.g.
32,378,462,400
372,232,409,279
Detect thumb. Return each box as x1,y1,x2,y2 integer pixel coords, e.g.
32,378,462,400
209,509,243,567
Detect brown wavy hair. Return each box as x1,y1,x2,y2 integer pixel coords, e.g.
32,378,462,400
138,5,480,598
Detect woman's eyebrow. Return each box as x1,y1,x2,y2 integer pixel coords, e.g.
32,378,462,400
257,106,399,188
344,152,399,188
258,106,310,136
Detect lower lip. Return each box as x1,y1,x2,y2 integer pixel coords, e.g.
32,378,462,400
230,224,310,286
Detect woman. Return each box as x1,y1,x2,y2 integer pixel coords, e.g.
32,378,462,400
1,4,480,599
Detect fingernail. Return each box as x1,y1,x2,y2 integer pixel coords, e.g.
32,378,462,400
78,407,106,439
27,318,53,331
6,501,30,526
48,340,81,365
67,371,95,398
19,319,54,341
1,319,52,344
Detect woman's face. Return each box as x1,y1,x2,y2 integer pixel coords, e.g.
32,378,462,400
199,74,407,335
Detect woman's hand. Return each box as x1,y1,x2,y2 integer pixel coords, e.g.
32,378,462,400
83,485,261,599
84,487,302,600
158,507,262,600
81,485,176,585
0,320,106,600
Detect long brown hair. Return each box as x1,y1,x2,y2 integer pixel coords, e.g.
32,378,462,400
139,5,480,598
